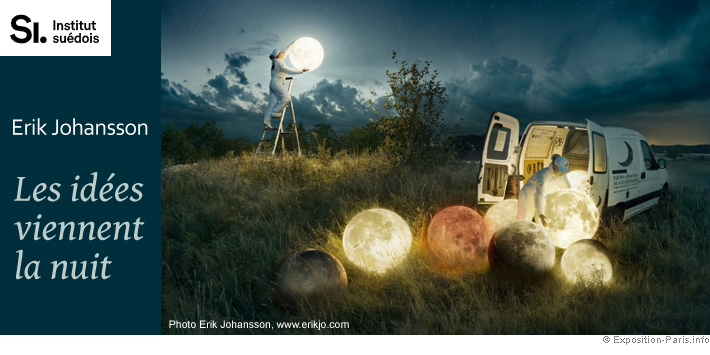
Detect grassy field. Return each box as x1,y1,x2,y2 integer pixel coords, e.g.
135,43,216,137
161,152,710,334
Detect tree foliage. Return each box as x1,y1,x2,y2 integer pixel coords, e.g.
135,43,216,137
161,121,253,164
372,51,450,166
344,121,382,153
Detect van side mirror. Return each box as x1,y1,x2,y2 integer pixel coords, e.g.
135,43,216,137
658,158,666,169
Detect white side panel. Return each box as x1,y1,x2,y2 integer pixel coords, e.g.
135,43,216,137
477,112,519,204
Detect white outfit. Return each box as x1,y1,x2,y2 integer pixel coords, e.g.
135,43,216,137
516,165,571,222
263,58,304,125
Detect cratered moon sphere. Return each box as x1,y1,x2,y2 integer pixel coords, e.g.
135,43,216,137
491,220,556,273
543,189,600,248
342,208,412,274
289,37,324,71
273,249,347,305
566,170,588,194
427,205,489,269
483,199,518,238
561,239,613,285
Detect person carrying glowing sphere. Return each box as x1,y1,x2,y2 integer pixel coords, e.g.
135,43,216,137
516,154,572,227
263,41,309,129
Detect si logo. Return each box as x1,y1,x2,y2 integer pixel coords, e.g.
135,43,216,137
10,15,46,44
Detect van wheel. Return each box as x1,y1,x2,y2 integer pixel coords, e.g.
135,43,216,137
659,184,670,205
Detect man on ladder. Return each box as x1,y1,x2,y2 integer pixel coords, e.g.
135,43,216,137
263,41,309,129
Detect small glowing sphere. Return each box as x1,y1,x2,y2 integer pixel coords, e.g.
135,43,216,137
426,205,489,269
544,189,600,248
490,220,555,273
566,171,588,193
343,208,412,274
561,239,613,285
289,37,324,71
484,199,518,238
273,249,347,306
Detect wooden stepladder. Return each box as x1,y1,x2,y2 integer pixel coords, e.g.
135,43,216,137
255,77,302,159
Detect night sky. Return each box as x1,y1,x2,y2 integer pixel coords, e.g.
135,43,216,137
161,0,710,145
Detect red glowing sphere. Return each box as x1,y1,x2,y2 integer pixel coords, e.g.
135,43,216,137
426,205,489,270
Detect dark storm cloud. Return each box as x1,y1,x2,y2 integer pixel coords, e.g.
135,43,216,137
224,53,251,85
292,79,369,130
161,73,265,140
614,0,702,40
162,0,710,144
544,8,710,119
446,57,534,119
161,74,369,141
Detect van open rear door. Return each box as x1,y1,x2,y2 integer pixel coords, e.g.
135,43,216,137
477,112,519,204
587,119,609,211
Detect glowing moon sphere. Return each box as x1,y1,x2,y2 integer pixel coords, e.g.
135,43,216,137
483,199,518,238
544,189,600,248
426,205,489,269
561,239,613,286
343,208,412,274
289,37,324,71
273,249,347,306
489,220,555,273
566,171,589,194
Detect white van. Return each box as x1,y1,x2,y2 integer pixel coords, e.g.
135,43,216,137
476,112,669,221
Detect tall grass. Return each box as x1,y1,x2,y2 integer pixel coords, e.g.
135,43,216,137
161,152,709,334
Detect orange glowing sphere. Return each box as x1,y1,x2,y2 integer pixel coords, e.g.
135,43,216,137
426,205,489,269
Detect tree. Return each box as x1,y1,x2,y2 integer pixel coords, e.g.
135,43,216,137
372,51,449,166
161,121,254,164
666,146,681,159
344,121,382,153
161,125,198,163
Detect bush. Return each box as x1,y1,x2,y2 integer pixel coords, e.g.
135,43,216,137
372,51,450,167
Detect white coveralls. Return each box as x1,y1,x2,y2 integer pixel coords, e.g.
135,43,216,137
516,165,571,222
263,57,305,125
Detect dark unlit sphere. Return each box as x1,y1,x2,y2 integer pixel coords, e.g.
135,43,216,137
492,220,555,273
274,249,347,305
561,239,613,286
427,205,489,269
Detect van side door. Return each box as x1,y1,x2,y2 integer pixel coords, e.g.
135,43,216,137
637,140,665,211
586,120,609,212
477,112,519,204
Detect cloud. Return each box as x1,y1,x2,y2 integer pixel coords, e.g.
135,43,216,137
614,0,702,41
446,57,534,126
224,53,251,85
161,72,265,141
542,7,710,119
292,79,369,130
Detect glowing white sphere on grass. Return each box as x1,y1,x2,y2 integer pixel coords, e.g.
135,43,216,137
561,239,613,286
544,189,600,248
426,205,489,270
490,220,556,273
343,208,412,274
483,199,518,238
289,37,324,71
566,171,588,193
